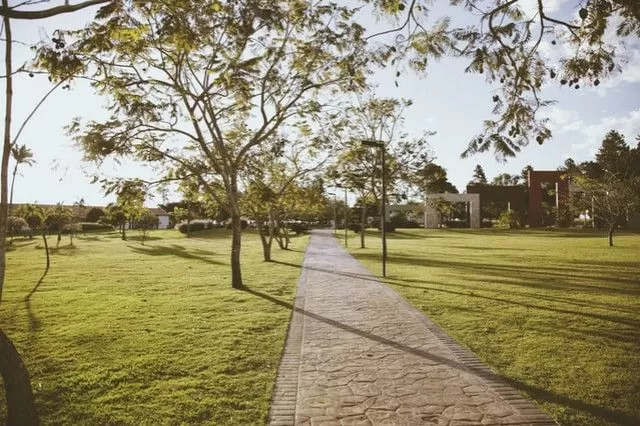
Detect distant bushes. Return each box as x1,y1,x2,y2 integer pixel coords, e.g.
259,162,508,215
177,220,214,233
79,222,114,232
176,219,225,234
498,210,521,229
8,216,28,233
289,223,310,235
348,223,363,233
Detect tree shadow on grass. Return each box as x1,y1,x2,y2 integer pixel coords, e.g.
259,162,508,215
128,244,223,265
386,230,442,239
6,239,38,251
126,235,163,243
24,298,42,333
271,257,639,328
354,252,640,293
240,286,639,426
386,279,640,329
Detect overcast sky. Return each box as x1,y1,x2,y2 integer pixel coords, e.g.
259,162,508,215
2,1,639,207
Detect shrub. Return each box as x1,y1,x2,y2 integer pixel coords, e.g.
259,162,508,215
137,210,159,230
289,223,310,235
556,206,574,228
498,210,521,229
62,223,82,233
348,223,362,233
85,207,105,223
376,221,396,232
8,216,28,233
176,219,218,234
79,222,114,232
224,220,248,230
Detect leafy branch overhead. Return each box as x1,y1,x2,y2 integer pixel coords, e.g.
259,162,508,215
365,0,639,159
32,0,370,288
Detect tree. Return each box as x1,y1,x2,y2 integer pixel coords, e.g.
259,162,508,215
85,207,105,223
137,209,158,245
410,162,458,195
170,207,189,229
428,197,453,228
470,164,488,185
37,1,368,289
243,139,326,260
366,0,640,158
596,130,639,178
14,203,43,239
491,173,522,186
7,216,28,236
103,203,126,235
110,180,146,241
43,203,73,247
575,174,639,246
9,144,35,216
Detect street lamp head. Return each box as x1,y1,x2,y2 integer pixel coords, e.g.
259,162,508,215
361,139,384,148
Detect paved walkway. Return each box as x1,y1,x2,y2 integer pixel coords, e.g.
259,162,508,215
268,230,556,426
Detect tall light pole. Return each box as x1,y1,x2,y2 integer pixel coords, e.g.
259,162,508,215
337,183,348,247
327,191,337,236
361,139,387,277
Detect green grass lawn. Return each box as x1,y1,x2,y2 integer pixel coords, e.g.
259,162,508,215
1,229,308,425
345,228,640,426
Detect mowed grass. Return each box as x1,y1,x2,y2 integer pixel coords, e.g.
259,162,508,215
345,228,640,426
1,229,308,425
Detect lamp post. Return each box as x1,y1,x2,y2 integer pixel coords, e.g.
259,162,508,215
327,191,337,236
336,183,348,247
361,139,387,277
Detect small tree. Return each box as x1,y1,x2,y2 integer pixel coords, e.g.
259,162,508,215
498,210,521,229
469,164,488,185
170,207,189,230
137,209,158,245
7,216,28,236
85,207,104,223
428,197,453,228
8,144,34,215
575,175,639,246
43,203,73,247
105,179,146,241
14,203,43,239
103,203,126,237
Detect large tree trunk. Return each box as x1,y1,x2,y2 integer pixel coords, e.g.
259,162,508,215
1,9,38,424
228,181,243,289
608,225,614,247
360,206,366,249
0,330,39,425
121,223,126,241
0,0,14,305
8,167,17,244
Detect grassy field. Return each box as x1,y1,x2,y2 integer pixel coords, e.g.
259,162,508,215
1,229,308,425
345,228,640,426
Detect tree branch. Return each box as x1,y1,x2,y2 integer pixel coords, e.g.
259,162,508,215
0,0,110,20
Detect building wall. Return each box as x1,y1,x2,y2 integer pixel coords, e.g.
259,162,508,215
158,215,170,229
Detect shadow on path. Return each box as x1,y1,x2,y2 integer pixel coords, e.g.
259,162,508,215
270,260,639,328
242,285,638,426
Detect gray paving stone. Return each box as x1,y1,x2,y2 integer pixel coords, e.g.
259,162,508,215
268,230,557,426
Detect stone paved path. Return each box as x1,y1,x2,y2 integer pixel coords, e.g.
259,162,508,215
268,230,556,426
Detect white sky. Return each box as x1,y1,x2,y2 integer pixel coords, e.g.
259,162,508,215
2,1,639,206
